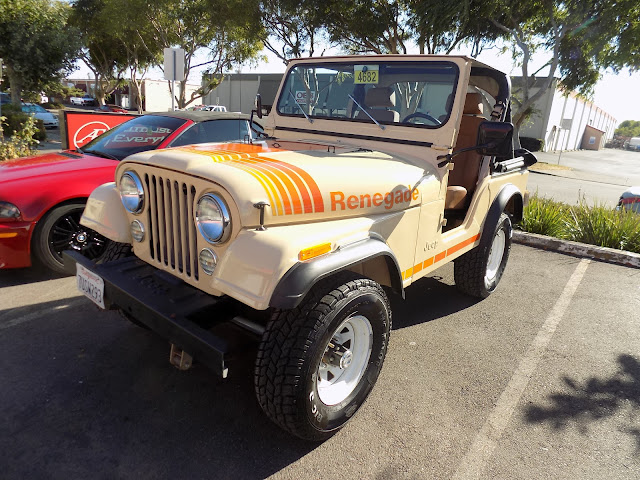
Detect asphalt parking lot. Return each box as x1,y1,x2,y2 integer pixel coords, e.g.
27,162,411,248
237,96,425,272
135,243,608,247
1,244,639,479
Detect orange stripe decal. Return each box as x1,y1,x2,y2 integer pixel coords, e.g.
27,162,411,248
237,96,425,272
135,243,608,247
261,157,325,213
446,234,480,256
404,234,480,280
174,146,325,216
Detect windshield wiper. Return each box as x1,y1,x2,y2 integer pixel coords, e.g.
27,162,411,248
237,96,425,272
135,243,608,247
348,94,385,130
83,149,119,160
288,90,313,123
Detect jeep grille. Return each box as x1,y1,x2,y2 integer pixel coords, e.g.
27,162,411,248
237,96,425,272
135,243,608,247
144,173,199,280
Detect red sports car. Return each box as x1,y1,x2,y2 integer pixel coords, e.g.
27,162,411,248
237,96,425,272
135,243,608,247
0,111,263,273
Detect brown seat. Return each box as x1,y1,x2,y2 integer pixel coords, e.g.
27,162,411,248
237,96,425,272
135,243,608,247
445,92,485,210
355,87,399,123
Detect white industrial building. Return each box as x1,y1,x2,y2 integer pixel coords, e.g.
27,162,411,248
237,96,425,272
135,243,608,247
515,78,616,152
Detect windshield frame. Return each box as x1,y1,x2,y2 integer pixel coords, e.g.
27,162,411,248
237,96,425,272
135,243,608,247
275,60,460,130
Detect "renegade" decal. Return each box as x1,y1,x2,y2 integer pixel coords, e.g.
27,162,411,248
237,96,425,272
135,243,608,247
331,186,419,211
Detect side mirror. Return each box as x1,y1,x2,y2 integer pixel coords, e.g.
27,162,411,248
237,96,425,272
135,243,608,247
477,121,513,157
255,94,263,119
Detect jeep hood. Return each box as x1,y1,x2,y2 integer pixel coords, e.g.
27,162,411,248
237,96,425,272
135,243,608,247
120,140,441,227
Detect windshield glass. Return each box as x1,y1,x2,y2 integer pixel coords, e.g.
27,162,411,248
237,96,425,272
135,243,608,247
169,119,252,147
81,115,185,160
276,61,458,128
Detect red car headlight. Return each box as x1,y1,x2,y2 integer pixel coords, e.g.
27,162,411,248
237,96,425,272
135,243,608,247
0,202,21,221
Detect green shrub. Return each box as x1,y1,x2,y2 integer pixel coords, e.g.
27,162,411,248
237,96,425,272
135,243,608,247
0,104,46,141
565,202,640,253
521,193,568,238
519,194,640,254
0,114,40,161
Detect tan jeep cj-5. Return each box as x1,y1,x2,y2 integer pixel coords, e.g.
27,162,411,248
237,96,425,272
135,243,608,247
66,54,536,440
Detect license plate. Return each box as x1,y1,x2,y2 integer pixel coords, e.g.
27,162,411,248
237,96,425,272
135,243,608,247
76,263,105,309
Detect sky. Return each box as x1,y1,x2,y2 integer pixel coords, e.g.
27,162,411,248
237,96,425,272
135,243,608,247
69,45,640,124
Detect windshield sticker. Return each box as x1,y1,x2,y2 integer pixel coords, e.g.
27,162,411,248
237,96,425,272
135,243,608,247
354,65,379,84
295,91,316,104
103,126,172,147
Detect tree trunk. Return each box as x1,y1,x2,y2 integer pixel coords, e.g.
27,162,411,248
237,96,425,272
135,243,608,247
6,65,23,106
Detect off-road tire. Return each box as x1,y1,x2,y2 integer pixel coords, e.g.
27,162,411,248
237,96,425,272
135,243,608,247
99,240,133,263
255,273,391,441
32,202,108,274
454,213,512,298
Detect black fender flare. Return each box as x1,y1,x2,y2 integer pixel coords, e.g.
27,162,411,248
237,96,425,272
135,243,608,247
478,183,523,253
269,237,403,310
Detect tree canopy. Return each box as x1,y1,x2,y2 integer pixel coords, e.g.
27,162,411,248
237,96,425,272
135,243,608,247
615,120,640,138
0,0,81,104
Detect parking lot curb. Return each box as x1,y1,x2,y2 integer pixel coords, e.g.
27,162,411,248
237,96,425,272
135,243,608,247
513,230,640,269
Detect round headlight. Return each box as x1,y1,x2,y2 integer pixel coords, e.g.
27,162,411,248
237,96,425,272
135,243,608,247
199,248,218,275
196,194,231,244
119,171,144,214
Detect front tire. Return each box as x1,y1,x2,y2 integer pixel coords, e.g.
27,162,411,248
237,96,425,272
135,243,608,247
255,274,391,441
454,213,512,298
32,202,109,274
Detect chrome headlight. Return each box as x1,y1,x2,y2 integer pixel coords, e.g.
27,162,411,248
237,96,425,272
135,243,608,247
196,194,231,244
0,202,21,220
119,171,144,214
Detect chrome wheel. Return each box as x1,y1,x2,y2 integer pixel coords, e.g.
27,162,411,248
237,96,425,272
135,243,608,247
317,314,373,406
485,228,506,284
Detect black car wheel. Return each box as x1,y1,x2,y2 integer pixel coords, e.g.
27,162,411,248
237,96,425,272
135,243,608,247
32,202,109,274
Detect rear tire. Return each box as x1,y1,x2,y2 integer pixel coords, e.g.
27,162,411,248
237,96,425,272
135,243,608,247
454,213,512,298
255,274,391,441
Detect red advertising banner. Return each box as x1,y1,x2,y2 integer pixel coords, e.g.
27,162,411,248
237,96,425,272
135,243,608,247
64,111,139,149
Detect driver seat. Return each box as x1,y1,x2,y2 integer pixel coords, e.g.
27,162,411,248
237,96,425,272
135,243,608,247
445,93,485,210
355,87,399,123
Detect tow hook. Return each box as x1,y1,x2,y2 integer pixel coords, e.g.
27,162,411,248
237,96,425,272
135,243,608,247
169,344,193,370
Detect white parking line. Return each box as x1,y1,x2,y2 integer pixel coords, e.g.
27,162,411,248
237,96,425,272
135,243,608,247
452,258,591,480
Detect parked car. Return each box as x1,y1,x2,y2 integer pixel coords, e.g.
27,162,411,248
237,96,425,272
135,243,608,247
95,104,128,113
200,105,227,112
70,94,96,106
21,103,59,128
626,137,640,152
617,186,640,213
0,111,263,273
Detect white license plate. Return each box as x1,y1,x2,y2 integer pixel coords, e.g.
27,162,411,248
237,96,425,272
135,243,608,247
76,264,105,309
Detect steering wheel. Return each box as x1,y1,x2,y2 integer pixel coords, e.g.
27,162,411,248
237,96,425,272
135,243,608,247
401,112,441,125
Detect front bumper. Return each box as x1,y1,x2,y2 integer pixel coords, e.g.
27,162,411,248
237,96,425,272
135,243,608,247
63,250,259,377
0,221,33,268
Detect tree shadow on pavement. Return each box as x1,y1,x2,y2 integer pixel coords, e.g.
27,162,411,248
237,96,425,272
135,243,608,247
525,354,640,450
